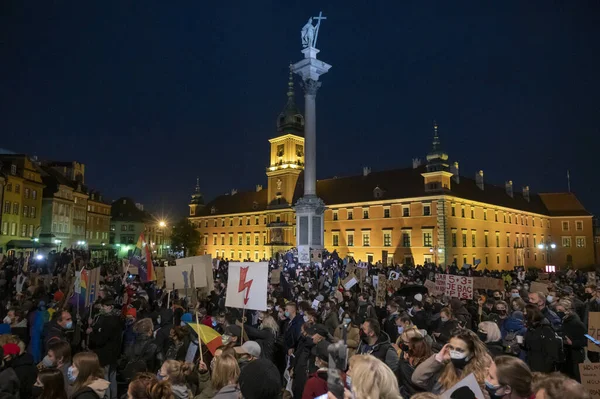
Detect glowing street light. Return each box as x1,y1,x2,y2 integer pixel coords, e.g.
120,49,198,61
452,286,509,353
159,221,166,228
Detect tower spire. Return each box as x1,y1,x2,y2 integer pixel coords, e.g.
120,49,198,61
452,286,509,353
432,120,441,152
426,120,449,164
195,176,200,193
287,63,295,99
276,64,304,135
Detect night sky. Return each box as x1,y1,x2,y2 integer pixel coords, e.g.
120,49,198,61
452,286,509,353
1,1,599,221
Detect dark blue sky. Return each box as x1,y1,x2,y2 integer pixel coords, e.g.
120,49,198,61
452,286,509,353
1,1,598,221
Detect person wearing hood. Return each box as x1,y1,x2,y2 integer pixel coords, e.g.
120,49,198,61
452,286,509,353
356,318,398,372
158,360,193,399
555,298,586,382
301,340,331,399
412,329,491,396
4,342,37,399
124,318,159,377
69,352,111,399
154,307,175,360
87,297,123,399
523,304,560,373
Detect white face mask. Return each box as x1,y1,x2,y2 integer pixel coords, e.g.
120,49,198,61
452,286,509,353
449,350,467,360
547,295,554,302
3,316,11,324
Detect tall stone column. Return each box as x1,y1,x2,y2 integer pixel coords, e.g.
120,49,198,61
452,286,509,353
293,45,331,264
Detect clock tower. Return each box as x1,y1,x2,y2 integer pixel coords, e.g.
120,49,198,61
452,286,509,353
266,66,304,208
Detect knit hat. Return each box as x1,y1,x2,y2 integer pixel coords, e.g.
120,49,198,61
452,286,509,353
53,291,64,302
2,343,20,356
126,308,137,318
181,313,193,323
239,358,282,399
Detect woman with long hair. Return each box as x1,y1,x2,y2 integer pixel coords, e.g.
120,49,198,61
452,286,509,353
333,312,360,358
127,372,175,399
485,356,533,399
33,368,67,399
195,355,240,399
69,352,110,399
396,332,432,399
165,326,187,361
241,313,279,362
345,354,401,399
412,329,491,395
431,307,459,351
158,360,193,399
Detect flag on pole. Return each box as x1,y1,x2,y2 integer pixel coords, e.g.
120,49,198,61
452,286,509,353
186,323,223,355
80,269,88,300
130,233,154,283
85,267,101,307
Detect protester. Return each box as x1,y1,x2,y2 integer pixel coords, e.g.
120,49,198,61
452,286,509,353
412,329,491,395
527,292,561,330
345,354,402,399
523,305,561,373
195,355,239,399
69,352,111,399
477,321,504,358
357,318,399,372
395,332,432,398
334,312,360,357
242,313,278,362
157,360,193,399
45,340,72,395
302,340,330,399
234,341,261,368
43,310,72,353
34,368,68,399
4,341,37,399
555,298,585,381
123,318,159,378
283,302,304,356
532,373,590,399
485,356,532,399
127,372,174,399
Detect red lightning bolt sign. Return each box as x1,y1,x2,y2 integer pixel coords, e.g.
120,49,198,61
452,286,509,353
238,267,253,305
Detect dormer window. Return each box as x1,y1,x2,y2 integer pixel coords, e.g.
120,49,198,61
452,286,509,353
373,186,383,199
210,206,216,214
10,164,16,175
252,201,258,210
296,144,304,157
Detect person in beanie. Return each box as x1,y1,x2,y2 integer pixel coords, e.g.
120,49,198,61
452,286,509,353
302,340,331,399
238,358,282,399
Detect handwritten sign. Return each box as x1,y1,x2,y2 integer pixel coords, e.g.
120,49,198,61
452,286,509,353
376,274,387,307
343,275,358,291
225,262,268,311
473,277,505,292
589,313,600,353
579,363,600,398
445,275,473,299
530,281,549,295
435,274,447,296
389,271,400,280
271,269,281,285
311,299,320,310
424,279,438,295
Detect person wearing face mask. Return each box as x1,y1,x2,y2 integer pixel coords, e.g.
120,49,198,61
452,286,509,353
4,308,28,346
355,293,376,325
165,326,187,361
477,321,504,358
555,298,585,382
33,368,68,399
484,356,532,399
283,302,304,357
383,302,401,344
395,333,432,399
4,341,38,399
560,286,585,321
488,301,510,332
241,314,279,363
432,308,459,351
583,284,600,363
44,340,72,395
333,312,360,357
356,318,399,372
321,300,339,335
69,352,110,399
412,329,491,395
43,310,73,354
301,340,332,399
527,292,561,330
522,304,561,373
87,297,122,399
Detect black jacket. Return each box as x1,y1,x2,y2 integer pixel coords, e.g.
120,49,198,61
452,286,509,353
153,308,174,357
0,367,19,399
283,314,304,352
70,387,101,399
396,355,426,398
125,333,159,373
43,319,68,353
357,332,399,372
524,319,558,373
244,325,276,362
383,313,400,344
90,310,123,366
10,353,37,399
411,310,429,331
561,313,586,350
432,318,460,348
485,341,505,358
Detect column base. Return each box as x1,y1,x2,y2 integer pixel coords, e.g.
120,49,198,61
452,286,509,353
294,195,326,264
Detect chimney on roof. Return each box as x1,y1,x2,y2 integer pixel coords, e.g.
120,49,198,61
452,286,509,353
476,170,484,190
99,195,103,202
256,184,263,192
231,188,238,195
523,186,530,202
412,158,422,169
505,181,513,198
363,167,371,176
450,161,459,183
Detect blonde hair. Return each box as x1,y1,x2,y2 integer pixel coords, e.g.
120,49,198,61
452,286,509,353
348,355,402,399
439,329,491,390
71,352,104,395
162,360,193,385
478,321,502,342
259,314,279,335
211,354,240,391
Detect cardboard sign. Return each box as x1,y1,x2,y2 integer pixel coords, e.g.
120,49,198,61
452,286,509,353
579,363,600,398
445,275,473,299
435,274,447,295
155,266,165,287
225,262,268,311
176,255,214,293
298,245,310,264
357,262,368,269
389,271,400,280
311,249,322,261
538,272,550,280
530,281,549,295
588,313,600,353
473,277,505,292
343,275,358,291
271,269,281,285
424,279,437,295
442,373,485,399
376,274,387,307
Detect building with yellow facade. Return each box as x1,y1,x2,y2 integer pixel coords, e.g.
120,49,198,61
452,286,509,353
188,77,595,270
0,154,45,256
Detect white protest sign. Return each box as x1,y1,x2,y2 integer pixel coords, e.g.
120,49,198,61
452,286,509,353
165,263,205,290
312,299,320,310
225,262,268,311
435,274,447,295
442,373,485,399
389,271,400,280
298,246,310,264
343,276,358,290
372,275,379,288
176,255,213,292
445,275,473,299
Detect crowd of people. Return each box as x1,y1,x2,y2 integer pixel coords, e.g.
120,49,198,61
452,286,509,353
0,248,594,399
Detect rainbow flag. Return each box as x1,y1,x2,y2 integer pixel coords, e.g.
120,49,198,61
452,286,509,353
79,269,88,300
187,322,223,355
130,233,154,283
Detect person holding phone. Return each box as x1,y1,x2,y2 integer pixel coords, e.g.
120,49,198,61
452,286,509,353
555,298,586,382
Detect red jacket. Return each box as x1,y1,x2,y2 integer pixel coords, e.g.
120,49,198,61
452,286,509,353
302,370,328,399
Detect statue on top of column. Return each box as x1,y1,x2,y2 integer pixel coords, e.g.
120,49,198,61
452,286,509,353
301,12,327,49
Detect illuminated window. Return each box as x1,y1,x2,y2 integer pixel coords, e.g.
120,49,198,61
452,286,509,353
402,232,411,247
462,231,467,247
383,231,392,247
347,231,354,247
471,231,476,247
562,237,571,248
423,232,432,247
576,237,586,248
362,231,370,246
451,231,457,247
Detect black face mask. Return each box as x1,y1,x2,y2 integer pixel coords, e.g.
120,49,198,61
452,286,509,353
477,331,488,341
400,343,409,352
557,311,566,319
31,386,43,398
484,383,505,399
584,293,593,300
450,356,470,369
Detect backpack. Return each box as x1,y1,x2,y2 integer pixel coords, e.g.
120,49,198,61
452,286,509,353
540,326,566,365
502,331,521,356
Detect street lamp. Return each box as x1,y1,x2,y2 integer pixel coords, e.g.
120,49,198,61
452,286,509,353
537,241,556,269
159,221,166,228
429,246,443,266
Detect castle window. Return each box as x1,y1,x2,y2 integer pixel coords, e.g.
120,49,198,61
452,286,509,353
384,207,390,218
363,209,369,219
347,210,353,220
402,205,410,217
210,206,216,215
423,205,431,216
277,144,284,157
333,210,338,221
296,144,303,156
451,204,456,216
576,221,583,231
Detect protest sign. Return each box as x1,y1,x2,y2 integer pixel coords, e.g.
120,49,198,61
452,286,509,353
389,271,400,280
376,274,387,307
177,255,214,292
445,275,473,299
155,267,165,287
473,277,505,292
298,246,310,264
225,262,268,311
312,299,320,310
343,274,358,291
435,274,447,296
424,279,437,295
311,249,322,261
388,279,403,291
588,313,600,353
372,275,379,288
357,262,368,269
517,271,525,281
271,269,281,285
165,263,204,290
530,281,549,295
579,363,600,398
442,373,485,399
358,268,368,286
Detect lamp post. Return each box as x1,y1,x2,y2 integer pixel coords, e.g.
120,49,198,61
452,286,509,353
429,246,443,266
537,241,556,269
